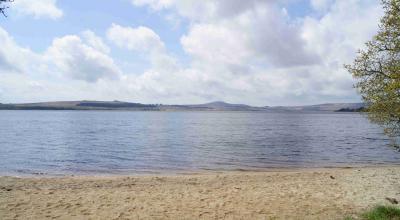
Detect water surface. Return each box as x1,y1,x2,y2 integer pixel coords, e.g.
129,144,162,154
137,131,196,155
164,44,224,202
0,110,399,175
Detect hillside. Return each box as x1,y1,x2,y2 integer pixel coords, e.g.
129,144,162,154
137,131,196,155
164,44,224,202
0,101,365,112
269,103,365,112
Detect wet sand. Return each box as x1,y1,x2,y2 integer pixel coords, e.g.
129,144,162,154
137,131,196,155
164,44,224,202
1,166,400,220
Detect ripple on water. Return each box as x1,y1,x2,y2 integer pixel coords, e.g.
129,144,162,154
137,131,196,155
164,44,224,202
0,111,399,175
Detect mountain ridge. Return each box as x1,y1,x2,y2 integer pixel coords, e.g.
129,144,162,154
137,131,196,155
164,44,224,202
0,100,365,112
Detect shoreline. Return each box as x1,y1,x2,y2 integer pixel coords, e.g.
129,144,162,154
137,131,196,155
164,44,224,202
1,164,399,178
1,166,400,219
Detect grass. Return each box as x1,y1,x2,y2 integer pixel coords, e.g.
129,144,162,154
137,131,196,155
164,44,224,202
345,205,400,220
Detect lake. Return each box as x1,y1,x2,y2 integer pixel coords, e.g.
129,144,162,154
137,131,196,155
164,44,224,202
0,110,399,176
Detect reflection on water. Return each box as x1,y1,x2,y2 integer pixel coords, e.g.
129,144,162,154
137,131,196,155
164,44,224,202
0,110,399,175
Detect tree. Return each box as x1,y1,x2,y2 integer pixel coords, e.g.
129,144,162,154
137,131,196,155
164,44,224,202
0,0,13,17
345,0,400,139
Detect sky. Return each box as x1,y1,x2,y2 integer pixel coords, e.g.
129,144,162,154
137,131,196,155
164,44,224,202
0,0,383,106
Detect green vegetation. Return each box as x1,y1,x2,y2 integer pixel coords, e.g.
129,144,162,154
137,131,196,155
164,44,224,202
336,107,366,112
345,0,400,139
0,0,12,17
345,206,400,220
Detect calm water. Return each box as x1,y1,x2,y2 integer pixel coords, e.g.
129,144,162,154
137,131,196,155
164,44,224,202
0,110,399,175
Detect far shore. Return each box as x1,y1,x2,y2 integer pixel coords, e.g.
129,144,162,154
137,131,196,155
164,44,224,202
1,166,400,219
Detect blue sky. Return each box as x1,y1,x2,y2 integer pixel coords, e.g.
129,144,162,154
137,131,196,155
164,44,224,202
3,0,311,52
2,0,188,74
0,0,383,106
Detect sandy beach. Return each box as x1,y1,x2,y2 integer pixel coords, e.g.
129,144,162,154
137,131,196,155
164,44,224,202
1,166,400,220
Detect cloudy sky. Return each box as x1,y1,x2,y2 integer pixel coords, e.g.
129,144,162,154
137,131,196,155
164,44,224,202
0,0,383,106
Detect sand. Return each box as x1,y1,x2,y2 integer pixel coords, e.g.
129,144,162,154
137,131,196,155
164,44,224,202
1,166,400,220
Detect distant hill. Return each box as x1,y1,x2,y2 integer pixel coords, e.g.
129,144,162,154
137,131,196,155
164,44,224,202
0,101,365,112
0,101,159,111
184,101,267,111
269,103,365,112
76,101,156,109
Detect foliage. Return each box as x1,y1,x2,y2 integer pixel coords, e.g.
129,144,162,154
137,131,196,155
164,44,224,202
345,0,400,139
345,205,400,220
362,205,400,220
0,0,13,17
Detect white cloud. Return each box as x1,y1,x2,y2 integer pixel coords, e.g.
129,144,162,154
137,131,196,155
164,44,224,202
107,24,177,72
0,27,42,74
131,0,174,11
126,0,383,105
82,30,110,54
181,4,319,68
0,27,119,84
132,0,266,21
181,24,249,66
107,24,165,53
12,0,63,19
310,0,334,12
0,1,386,105
45,34,121,82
